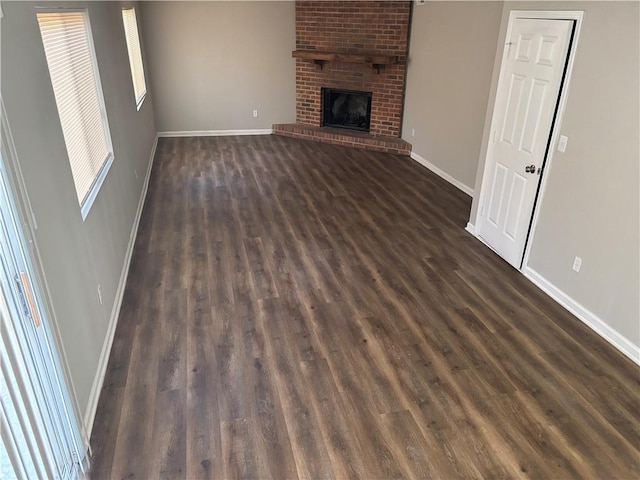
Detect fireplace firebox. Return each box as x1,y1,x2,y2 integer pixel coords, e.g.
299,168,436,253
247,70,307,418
322,88,372,132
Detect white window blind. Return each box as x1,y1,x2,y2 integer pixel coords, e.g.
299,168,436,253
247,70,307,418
37,11,113,216
122,8,147,109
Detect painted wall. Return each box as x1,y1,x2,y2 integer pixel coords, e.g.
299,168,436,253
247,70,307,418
1,1,157,433
139,1,296,133
402,1,504,193
470,2,640,352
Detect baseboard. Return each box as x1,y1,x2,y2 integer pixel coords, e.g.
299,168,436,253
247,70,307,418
410,151,474,197
82,135,159,439
524,266,640,365
157,128,272,138
465,222,476,235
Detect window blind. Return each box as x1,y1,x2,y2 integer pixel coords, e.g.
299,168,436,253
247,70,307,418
37,11,112,210
122,8,147,108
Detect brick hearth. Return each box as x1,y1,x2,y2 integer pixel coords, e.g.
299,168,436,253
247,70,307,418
274,0,413,153
273,123,411,155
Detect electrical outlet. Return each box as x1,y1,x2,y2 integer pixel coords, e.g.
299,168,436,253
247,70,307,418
558,135,568,152
411,128,415,137
572,256,582,272
97,284,103,304
416,0,425,5
252,109,259,118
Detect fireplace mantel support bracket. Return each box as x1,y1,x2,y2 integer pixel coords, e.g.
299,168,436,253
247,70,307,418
314,59,327,70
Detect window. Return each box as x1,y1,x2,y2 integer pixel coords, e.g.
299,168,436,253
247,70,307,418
37,11,113,219
121,8,147,109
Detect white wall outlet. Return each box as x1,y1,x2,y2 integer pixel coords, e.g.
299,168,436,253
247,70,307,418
411,128,415,137
97,284,103,304
252,109,259,118
416,0,426,5
572,256,582,272
558,135,568,152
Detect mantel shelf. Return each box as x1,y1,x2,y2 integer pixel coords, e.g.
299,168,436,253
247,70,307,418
292,50,398,73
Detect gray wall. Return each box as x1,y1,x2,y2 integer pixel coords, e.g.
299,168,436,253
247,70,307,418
470,2,640,349
1,1,157,429
140,1,296,133
402,1,504,192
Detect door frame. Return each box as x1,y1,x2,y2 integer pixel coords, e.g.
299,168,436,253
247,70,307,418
473,10,584,270
0,98,89,468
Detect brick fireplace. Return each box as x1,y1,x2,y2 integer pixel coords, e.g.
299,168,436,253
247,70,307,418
273,0,412,155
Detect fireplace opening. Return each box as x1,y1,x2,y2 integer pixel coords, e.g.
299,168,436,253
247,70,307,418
322,88,372,132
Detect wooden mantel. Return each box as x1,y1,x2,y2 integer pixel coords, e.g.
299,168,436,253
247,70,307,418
292,50,398,73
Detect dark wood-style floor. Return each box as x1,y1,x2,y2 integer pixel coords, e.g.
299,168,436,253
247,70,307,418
90,135,639,479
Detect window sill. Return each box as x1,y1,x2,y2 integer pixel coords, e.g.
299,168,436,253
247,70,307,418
135,92,147,111
80,153,114,221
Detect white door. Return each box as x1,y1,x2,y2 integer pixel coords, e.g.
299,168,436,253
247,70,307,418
0,107,86,478
478,17,574,267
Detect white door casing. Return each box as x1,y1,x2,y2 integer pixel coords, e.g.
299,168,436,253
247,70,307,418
0,99,87,477
477,17,574,268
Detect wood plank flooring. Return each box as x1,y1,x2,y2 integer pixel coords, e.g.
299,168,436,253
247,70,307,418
89,135,639,479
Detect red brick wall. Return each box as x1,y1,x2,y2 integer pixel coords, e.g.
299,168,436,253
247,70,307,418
295,1,412,137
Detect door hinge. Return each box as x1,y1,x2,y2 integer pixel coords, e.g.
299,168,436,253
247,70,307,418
505,41,514,57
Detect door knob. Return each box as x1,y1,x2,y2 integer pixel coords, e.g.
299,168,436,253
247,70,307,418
525,164,536,173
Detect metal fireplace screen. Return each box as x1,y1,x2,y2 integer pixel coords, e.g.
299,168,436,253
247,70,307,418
322,88,372,132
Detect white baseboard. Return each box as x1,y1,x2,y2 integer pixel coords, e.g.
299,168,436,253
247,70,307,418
82,135,159,438
465,222,476,235
410,151,474,197
157,129,272,138
524,266,640,365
